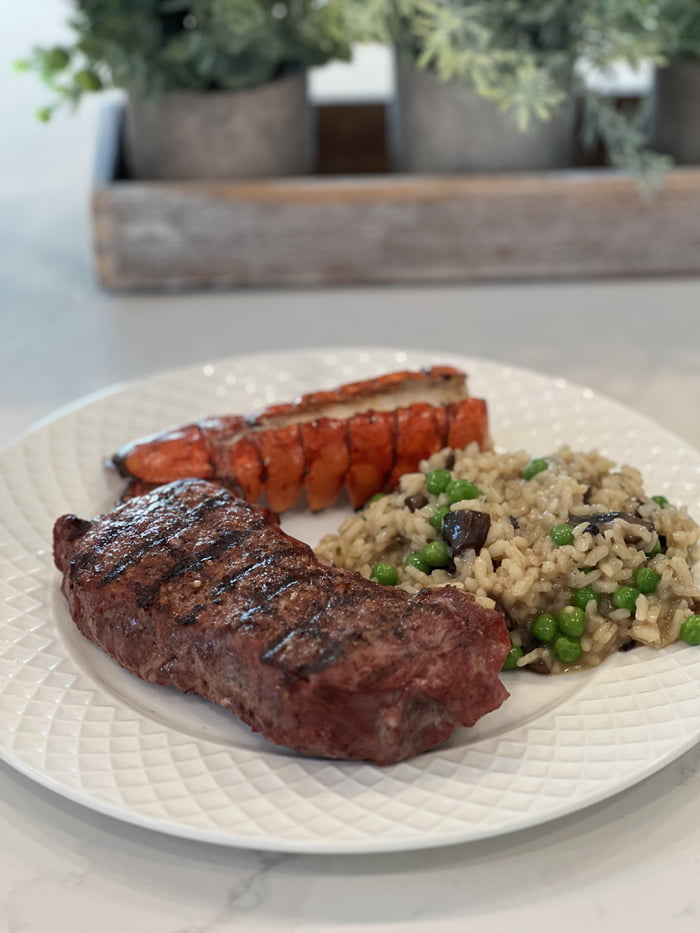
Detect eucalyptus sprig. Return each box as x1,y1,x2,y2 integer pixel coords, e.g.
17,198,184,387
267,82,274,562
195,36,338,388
582,93,671,193
365,0,686,180
373,0,677,129
654,0,700,59
15,0,362,119
14,44,102,122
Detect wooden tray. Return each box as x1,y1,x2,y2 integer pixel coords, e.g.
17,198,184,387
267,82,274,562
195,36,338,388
92,101,700,290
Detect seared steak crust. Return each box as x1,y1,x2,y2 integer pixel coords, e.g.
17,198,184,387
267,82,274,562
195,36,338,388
53,479,510,765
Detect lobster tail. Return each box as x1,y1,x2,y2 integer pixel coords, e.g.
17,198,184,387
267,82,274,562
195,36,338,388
256,424,306,513
222,434,265,504
112,423,213,484
300,419,351,512
111,367,490,513
446,398,489,450
346,410,396,509
390,403,448,489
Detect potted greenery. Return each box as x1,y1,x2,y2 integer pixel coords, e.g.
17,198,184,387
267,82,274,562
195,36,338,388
650,2,700,163
17,0,357,180
370,0,670,177
389,2,576,172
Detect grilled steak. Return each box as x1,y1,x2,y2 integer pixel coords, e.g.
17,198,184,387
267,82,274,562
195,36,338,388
53,479,510,765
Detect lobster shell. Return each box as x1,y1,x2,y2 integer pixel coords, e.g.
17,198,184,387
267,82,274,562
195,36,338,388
112,366,489,512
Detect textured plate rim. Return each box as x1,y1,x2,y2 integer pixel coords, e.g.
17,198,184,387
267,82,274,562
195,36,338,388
1,345,699,854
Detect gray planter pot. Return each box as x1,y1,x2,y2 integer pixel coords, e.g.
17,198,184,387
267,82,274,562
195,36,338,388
651,60,700,164
392,62,575,173
124,72,310,180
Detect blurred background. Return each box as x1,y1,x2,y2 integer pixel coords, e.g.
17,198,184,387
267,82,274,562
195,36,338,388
2,0,700,443
2,7,700,931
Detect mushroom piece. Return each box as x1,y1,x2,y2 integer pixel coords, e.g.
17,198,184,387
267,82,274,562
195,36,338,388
567,511,654,533
442,509,491,555
404,493,428,512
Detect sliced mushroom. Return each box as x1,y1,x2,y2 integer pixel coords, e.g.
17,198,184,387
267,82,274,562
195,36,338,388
404,493,428,512
618,640,639,653
441,509,491,555
567,511,654,533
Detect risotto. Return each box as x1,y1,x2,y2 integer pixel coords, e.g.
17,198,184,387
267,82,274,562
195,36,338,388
316,445,700,673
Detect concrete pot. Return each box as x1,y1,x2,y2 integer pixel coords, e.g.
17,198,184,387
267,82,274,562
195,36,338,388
392,61,576,173
651,60,700,164
124,72,310,180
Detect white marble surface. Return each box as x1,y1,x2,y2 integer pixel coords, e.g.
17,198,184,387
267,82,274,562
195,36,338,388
2,3,700,931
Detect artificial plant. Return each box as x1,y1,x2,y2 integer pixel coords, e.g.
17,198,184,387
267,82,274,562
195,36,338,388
653,0,700,60
368,0,689,179
16,0,365,121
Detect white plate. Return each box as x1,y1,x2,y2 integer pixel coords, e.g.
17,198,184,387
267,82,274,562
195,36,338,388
1,347,700,854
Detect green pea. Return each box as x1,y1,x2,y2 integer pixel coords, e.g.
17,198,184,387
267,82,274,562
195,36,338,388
633,567,661,594
680,614,700,646
430,505,450,532
612,585,640,612
553,635,583,665
550,523,574,546
364,492,385,507
426,468,452,495
558,606,587,638
531,613,558,643
522,458,548,481
571,586,600,610
421,539,451,568
502,645,524,670
74,68,103,92
652,495,669,508
370,562,398,586
405,552,430,574
647,539,662,558
445,479,481,504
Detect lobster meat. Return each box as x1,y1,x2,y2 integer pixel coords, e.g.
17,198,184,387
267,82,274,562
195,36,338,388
112,366,489,512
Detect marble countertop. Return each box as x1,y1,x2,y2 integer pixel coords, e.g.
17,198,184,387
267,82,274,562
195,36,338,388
4,290,700,933
2,3,700,930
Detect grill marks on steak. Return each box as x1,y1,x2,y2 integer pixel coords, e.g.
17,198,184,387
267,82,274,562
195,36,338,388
53,479,510,765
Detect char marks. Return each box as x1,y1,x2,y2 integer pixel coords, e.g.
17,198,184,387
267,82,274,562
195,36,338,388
53,478,510,765
90,486,236,590
131,525,259,611
178,604,205,626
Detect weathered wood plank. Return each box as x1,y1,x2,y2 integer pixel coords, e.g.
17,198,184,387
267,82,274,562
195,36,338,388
92,168,700,289
91,104,700,290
